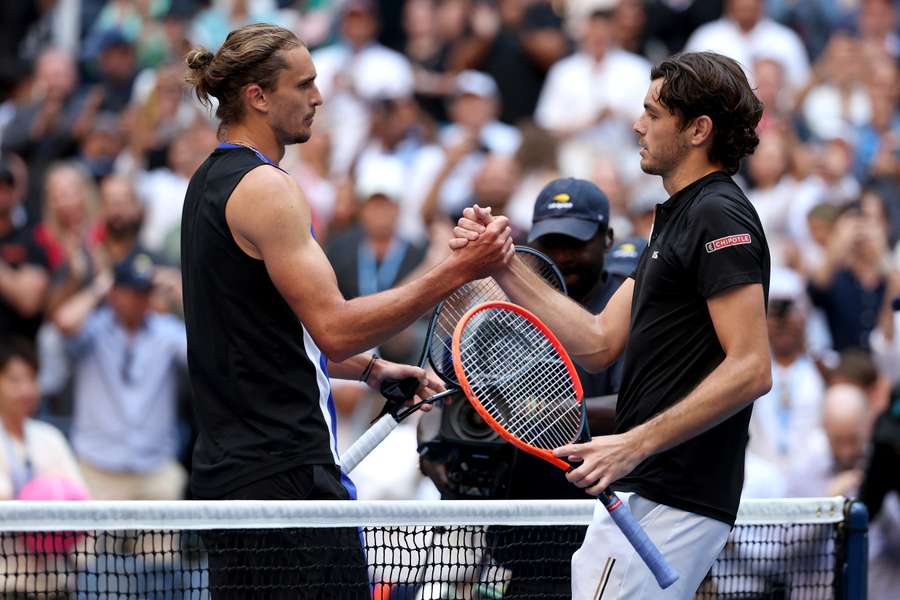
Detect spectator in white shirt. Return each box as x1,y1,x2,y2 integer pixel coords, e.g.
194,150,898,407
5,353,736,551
749,268,825,474
799,31,872,143
0,337,86,501
311,0,415,175
535,7,650,151
685,0,810,91
423,71,521,220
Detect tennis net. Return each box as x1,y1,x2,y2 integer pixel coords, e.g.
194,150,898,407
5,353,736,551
0,497,866,599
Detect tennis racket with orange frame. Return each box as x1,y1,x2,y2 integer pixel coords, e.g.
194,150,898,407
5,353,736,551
451,300,679,589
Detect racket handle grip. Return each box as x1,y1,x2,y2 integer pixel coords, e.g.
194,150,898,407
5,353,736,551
341,414,398,474
599,491,679,590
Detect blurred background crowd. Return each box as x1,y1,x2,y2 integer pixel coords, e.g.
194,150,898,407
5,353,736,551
0,0,897,594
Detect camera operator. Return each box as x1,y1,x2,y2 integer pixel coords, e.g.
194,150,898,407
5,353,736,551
418,179,645,597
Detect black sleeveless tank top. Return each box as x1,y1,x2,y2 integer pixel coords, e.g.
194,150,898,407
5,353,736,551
181,146,340,497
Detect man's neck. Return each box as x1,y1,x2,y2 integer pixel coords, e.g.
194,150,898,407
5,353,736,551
662,156,724,196
223,123,284,164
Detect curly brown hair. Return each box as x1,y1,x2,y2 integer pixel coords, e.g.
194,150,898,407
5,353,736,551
650,52,763,175
185,24,302,128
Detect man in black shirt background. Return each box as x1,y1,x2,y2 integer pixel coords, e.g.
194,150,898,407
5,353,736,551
452,51,771,599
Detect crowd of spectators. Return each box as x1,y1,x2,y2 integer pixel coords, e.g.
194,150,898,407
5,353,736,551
0,0,897,594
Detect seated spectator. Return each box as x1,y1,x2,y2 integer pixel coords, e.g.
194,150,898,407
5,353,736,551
787,383,869,497
446,0,569,125
0,337,86,500
52,251,187,500
312,0,415,174
0,336,87,600
0,47,89,224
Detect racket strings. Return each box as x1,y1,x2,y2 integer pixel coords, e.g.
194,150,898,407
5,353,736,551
429,252,565,384
458,308,580,450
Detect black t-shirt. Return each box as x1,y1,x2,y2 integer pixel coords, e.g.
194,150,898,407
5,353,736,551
182,146,341,498
0,225,49,340
614,172,770,525
483,5,569,125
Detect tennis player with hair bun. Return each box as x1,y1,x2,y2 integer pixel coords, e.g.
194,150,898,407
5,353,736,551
454,51,773,599
181,23,513,597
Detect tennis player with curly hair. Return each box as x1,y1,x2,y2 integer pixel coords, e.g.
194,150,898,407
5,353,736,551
454,52,773,599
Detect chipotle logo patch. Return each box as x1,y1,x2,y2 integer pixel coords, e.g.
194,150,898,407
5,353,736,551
705,234,751,253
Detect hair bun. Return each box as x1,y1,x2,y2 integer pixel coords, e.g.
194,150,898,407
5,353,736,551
186,49,214,72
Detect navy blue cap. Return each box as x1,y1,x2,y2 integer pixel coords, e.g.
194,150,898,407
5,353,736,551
528,178,610,243
606,237,648,277
113,252,156,292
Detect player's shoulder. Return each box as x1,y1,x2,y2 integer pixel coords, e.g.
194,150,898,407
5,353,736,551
691,175,753,215
235,164,303,207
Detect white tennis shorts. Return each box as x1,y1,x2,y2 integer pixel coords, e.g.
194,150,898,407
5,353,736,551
572,492,731,600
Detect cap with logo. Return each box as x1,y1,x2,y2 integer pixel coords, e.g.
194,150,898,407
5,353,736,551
528,178,610,242
113,252,156,292
606,237,648,277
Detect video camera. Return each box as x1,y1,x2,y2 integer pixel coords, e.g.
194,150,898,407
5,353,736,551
418,393,513,499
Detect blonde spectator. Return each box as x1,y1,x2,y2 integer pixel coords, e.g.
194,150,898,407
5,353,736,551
34,162,98,273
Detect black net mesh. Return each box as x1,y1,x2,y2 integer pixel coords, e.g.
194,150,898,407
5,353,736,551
0,519,843,599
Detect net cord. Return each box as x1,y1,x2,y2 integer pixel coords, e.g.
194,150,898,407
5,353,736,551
0,497,846,532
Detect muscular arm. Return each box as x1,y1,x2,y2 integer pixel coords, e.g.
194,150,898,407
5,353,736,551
227,167,512,362
496,258,633,372
559,283,773,494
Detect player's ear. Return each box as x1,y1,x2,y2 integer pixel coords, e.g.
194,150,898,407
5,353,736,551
689,115,714,148
245,83,268,114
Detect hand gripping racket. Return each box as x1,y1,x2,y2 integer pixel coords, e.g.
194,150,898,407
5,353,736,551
341,246,566,474
451,301,679,589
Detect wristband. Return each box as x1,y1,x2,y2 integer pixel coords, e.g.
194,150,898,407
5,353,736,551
360,354,379,383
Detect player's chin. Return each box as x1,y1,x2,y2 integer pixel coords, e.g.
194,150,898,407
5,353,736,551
290,129,312,144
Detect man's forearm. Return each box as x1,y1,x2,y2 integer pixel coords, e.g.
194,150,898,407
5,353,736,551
629,353,771,461
495,257,615,370
316,261,465,362
328,353,375,382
